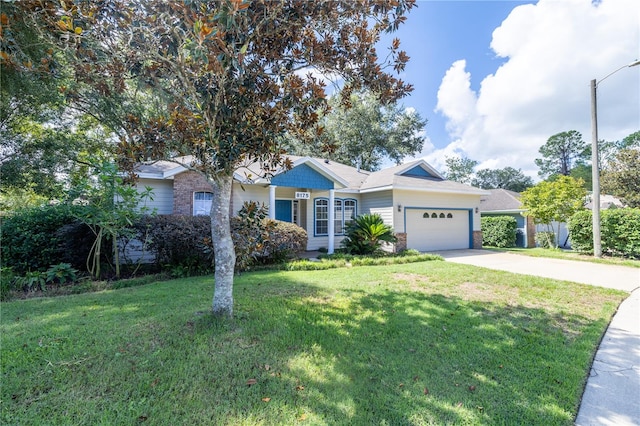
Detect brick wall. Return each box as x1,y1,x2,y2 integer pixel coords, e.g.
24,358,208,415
526,216,536,248
472,230,483,249
395,232,407,253
173,171,214,216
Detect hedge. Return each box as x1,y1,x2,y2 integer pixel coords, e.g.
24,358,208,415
135,215,308,273
1,205,87,274
568,208,640,258
481,216,517,248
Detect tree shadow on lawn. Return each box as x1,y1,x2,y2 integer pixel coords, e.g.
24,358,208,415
200,278,610,425
1,272,616,425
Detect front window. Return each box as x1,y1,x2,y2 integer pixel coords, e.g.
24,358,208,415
315,199,328,235
344,199,357,230
314,197,357,236
334,199,343,234
193,192,213,216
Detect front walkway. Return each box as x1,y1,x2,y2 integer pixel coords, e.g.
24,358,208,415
434,249,640,426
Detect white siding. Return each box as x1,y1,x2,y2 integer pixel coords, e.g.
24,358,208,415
361,190,394,226
536,221,570,248
231,183,269,214
137,178,173,214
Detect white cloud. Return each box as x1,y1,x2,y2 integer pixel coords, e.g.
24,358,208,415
431,0,640,178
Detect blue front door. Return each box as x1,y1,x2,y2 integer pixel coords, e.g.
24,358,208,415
275,200,292,222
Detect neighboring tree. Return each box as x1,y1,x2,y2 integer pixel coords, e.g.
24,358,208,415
286,90,426,171
471,167,533,192
1,4,115,198
0,1,64,126
29,1,416,317
601,148,640,208
568,163,592,191
620,131,640,150
599,131,639,169
520,175,587,247
1,115,113,198
443,156,478,184
535,130,589,178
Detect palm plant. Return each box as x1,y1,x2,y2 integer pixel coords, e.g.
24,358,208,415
342,214,397,255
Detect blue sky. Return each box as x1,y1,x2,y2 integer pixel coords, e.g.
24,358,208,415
377,0,640,177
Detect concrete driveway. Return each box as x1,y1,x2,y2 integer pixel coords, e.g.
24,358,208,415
433,249,639,292
433,249,640,426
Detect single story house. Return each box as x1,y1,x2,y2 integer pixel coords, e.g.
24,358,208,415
479,188,536,248
134,156,489,253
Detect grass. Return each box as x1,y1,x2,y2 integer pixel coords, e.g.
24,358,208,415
489,247,640,268
1,261,627,425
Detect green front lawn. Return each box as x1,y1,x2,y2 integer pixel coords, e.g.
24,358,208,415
1,262,626,425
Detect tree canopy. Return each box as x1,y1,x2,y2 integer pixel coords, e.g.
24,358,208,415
21,0,417,317
286,90,426,171
520,176,586,247
535,130,589,178
601,147,640,208
443,156,478,185
471,167,533,193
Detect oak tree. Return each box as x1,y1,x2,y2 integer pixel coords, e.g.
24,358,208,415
443,156,478,185
471,167,533,193
27,0,416,317
286,90,426,171
601,148,640,208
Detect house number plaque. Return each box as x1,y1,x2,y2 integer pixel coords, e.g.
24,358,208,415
295,192,310,200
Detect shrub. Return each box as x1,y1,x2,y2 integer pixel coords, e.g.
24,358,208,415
15,271,46,293
535,231,556,249
136,215,214,274
1,205,85,274
257,220,307,263
1,267,17,301
56,221,110,273
45,263,79,285
231,201,271,271
398,249,421,256
342,213,397,255
481,216,518,248
602,209,640,258
569,208,640,258
136,204,308,274
568,210,593,253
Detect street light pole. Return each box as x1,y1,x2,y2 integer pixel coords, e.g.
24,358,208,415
590,60,640,258
590,79,601,257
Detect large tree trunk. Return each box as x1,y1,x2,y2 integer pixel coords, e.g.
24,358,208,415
209,172,236,318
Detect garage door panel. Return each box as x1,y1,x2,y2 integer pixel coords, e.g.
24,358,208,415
406,209,469,251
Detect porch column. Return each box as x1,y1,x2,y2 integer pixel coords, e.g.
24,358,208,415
269,185,276,219
328,189,335,254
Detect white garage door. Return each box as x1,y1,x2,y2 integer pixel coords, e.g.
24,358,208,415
406,209,470,251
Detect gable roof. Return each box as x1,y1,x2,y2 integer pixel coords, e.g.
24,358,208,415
360,159,487,195
479,189,524,212
135,156,487,195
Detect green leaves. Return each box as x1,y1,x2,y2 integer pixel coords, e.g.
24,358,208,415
342,213,397,255
521,176,586,247
535,130,589,178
